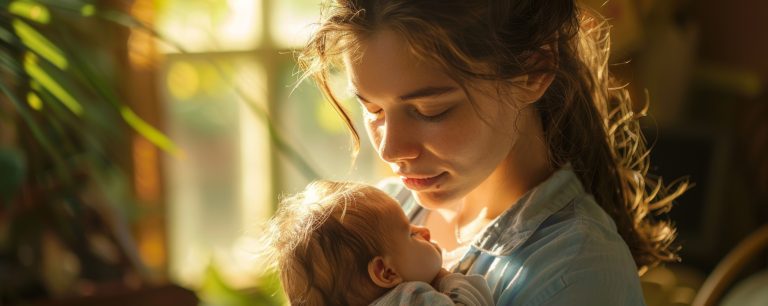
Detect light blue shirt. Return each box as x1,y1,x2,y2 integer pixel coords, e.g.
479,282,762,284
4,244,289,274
370,274,494,306
378,166,646,305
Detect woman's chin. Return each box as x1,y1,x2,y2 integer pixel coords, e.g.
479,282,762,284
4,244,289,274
413,189,461,209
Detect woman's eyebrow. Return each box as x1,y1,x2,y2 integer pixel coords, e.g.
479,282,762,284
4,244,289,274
351,85,460,103
399,86,458,101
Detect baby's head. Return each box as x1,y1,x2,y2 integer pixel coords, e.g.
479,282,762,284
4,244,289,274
262,180,443,305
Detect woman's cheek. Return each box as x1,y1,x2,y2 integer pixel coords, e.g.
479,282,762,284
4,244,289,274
430,116,481,156
364,121,383,149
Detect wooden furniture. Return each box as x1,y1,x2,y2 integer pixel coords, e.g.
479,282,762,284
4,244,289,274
692,224,768,306
22,284,198,306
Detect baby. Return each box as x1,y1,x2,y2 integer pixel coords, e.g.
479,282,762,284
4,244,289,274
260,180,494,305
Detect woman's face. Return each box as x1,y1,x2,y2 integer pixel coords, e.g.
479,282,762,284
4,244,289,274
344,30,523,209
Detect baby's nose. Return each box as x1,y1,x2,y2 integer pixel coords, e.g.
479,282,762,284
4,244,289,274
414,226,431,241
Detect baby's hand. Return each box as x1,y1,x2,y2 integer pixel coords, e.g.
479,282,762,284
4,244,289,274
430,268,452,288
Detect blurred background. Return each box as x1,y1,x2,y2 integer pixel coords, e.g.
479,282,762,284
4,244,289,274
0,0,765,305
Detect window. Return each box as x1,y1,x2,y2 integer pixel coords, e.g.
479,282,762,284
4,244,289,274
155,0,388,288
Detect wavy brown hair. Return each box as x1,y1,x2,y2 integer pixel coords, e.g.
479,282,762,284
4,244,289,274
298,0,689,272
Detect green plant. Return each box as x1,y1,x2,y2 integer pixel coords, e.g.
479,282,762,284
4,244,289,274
0,0,171,302
0,0,317,303
197,262,286,306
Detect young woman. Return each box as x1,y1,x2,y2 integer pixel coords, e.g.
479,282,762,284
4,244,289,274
298,0,688,304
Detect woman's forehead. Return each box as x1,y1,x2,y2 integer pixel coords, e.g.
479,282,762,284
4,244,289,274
343,31,456,101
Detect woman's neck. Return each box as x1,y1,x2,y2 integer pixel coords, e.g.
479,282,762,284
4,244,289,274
428,106,554,252
460,113,554,228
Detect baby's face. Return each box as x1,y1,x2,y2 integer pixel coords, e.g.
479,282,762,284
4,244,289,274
379,196,443,283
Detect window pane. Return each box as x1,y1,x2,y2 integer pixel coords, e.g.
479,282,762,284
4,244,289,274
157,0,262,53
274,55,389,194
162,54,271,286
270,0,320,48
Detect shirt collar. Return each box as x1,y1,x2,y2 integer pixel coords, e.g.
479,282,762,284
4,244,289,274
472,164,584,256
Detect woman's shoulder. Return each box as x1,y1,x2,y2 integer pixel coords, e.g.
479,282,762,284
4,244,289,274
468,191,642,304
542,193,624,243
503,195,644,304
531,194,637,271
473,166,625,258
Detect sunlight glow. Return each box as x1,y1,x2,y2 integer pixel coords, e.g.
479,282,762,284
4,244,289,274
221,0,259,47
237,63,271,240
166,61,200,101
128,0,155,69
271,0,320,47
157,0,261,53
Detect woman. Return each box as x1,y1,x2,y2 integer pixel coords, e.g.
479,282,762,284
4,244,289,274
299,0,688,304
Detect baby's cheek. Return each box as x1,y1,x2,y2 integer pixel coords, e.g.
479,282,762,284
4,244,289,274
430,250,443,275
414,250,442,282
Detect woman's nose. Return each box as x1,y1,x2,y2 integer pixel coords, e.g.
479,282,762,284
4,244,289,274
378,117,420,163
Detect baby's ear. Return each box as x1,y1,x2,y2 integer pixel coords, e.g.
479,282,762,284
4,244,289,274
368,256,402,288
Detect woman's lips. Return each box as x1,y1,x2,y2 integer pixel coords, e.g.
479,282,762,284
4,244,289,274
401,172,446,190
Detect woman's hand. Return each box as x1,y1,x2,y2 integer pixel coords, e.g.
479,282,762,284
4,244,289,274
431,268,452,288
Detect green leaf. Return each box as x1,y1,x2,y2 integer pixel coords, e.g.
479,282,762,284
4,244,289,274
0,146,26,203
9,0,51,24
13,18,68,70
0,50,24,75
120,106,182,157
96,9,189,53
80,4,95,16
199,263,284,306
23,52,82,115
22,0,94,13
0,81,68,181
27,91,43,110
0,24,19,44
49,25,182,158
31,86,117,169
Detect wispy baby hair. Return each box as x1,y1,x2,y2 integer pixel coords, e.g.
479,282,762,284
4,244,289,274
260,180,394,305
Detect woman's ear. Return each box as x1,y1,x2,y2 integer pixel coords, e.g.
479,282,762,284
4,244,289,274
368,256,402,288
511,46,557,104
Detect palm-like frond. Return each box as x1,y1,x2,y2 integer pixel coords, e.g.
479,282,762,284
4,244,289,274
0,1,310,303
0,0,179,301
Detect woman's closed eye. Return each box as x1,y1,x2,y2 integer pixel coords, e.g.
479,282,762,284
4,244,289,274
358,99,453,122
410,106,452,122
360,102,384,120
360,102,381,113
